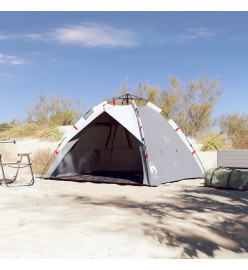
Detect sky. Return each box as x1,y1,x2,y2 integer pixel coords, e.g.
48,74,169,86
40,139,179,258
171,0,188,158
0,11,248,123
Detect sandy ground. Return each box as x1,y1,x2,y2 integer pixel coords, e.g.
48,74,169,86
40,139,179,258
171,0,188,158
0,138,247,259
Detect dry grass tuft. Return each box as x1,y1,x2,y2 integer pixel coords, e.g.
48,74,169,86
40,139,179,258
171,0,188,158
0,123,63,142
31,148,56,175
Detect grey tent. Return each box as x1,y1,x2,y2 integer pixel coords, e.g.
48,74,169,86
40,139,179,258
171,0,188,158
45,94,204,186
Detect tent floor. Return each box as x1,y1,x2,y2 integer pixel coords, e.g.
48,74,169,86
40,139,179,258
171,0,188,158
47,171,144,185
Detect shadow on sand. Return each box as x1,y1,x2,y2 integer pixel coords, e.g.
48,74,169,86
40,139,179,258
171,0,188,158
62,186,248,258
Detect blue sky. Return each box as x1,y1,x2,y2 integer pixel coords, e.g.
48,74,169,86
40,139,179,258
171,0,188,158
0,11,248,123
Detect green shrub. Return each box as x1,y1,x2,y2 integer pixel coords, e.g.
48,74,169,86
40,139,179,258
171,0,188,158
198,131,229,151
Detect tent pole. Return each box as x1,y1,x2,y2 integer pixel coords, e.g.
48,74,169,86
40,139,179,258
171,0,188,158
131,100,151,186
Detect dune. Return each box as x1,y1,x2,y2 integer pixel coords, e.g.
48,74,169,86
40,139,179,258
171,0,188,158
0,137,247,259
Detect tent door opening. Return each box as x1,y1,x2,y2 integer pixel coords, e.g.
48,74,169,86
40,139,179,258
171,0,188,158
51,112,144,184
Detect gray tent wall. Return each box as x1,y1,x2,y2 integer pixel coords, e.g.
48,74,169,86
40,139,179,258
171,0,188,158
45,100,204,186
138,106,203,185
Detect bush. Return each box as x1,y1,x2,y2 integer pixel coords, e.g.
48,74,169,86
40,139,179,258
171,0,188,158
31,148,56,175
232,132,248,149
197,131,229,151
0,122,13,132
27,92,84,126
219,113,248,149
116,72,224,138
0,119,19,132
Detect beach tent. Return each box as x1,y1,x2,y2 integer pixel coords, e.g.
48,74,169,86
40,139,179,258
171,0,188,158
44,94,204,186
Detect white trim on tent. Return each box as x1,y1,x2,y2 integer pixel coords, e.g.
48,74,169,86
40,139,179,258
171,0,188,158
168,119,188,144
146,102,162,113
92,101,108,112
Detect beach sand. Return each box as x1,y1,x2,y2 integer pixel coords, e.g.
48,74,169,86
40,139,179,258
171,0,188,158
0,138,247,258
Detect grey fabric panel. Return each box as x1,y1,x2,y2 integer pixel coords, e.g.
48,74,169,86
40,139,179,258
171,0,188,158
53,150,112,175
73,123,112,151
110,149,143,171
113,125,130,149
54,148,143,175
45,138,79,178
138,106,204,185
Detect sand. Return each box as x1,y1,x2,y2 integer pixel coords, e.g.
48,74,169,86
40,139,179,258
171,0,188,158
0,138,247,259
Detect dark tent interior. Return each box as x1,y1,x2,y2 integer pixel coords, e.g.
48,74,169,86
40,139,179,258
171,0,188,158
50,113,144,184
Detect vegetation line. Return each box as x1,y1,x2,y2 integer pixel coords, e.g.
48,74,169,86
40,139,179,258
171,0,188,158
0,72,247,149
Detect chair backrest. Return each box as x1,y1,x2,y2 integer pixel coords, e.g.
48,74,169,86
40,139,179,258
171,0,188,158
0,141,19,163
